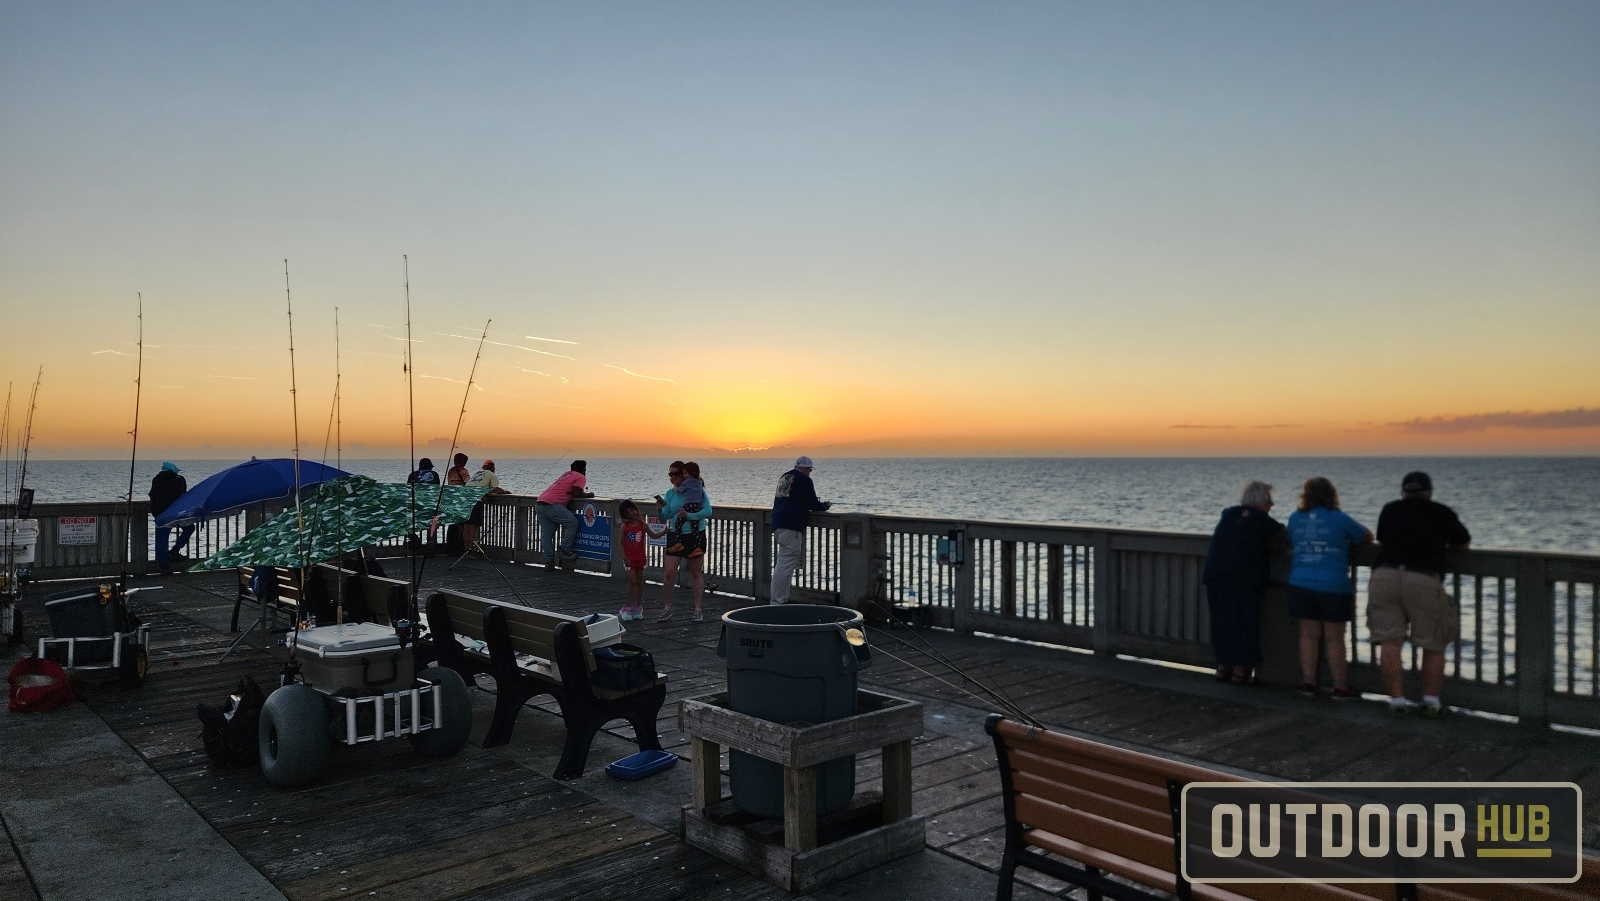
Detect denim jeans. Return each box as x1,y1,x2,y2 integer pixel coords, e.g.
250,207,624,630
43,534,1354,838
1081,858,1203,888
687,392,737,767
537,503,579,558
155,524,196,569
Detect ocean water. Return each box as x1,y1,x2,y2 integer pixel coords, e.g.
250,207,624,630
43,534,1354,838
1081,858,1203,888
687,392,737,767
10,456,1600,554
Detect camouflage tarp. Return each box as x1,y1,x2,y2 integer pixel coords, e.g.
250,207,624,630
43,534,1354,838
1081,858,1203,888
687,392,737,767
192,475,490,570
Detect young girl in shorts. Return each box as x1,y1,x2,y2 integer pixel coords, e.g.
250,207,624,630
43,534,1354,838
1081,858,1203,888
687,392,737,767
617,500,665,621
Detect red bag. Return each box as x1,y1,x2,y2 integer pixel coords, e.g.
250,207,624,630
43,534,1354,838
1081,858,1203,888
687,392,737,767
8,656,74,713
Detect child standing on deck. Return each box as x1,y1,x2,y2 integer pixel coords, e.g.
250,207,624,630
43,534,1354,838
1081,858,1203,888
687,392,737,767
663,464,705,557
617,500,665,621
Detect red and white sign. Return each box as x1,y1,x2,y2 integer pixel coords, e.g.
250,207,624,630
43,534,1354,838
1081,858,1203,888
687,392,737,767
57,516,98,546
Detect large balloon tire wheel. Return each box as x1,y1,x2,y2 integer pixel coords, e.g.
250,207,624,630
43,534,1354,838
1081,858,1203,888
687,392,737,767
408,666,472,757
119,644,149,687
259,684,332,787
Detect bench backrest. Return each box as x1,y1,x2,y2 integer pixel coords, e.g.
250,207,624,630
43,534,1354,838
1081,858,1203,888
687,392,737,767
311,564,409,625
986,715,1399,901
426,588,597,677
238,566,305,606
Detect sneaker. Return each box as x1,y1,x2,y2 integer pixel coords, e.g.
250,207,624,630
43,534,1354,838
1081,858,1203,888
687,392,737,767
691,610,704,622
1297,681,1319,698
1330,686,1358,700
686,548,705,559
1419,703,1448,719
1388,699,1419,716
655,609,674,622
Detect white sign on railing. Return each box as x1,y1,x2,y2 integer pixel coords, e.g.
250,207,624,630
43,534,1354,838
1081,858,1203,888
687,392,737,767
57,516,99,546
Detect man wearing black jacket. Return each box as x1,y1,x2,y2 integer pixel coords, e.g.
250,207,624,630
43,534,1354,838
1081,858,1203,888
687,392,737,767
149,462,193,574
769,455,830,604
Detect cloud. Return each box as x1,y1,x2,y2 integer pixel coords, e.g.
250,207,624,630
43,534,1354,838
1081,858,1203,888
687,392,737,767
603,363,677,384
204,374,257,380
1390,407,1600,434
525,335,578,346
1169,424,1234,430
434,332,576,361
92,349,133,356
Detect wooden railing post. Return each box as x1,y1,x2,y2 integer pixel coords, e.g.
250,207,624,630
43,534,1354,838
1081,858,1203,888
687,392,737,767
1515,557,1554,726
1047,544,1065,624
512,501,531,565
753,510,772,602
1092,531,1113,656
954,530,975,635
1000,540,1017,617
130,505,150,575
838,514,873,611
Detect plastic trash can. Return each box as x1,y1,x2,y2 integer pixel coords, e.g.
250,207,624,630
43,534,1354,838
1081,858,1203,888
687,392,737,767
717,604,871,818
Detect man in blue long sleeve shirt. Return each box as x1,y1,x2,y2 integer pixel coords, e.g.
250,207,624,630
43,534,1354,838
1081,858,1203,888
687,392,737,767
769,455,830,604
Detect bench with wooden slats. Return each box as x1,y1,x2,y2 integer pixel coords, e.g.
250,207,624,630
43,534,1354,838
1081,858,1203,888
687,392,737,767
310,565,409,626
986,716,1598,901
231,566,305,633
425,588,667,778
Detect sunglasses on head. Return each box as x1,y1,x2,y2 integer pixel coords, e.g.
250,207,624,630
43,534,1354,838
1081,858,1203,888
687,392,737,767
669,470,683,477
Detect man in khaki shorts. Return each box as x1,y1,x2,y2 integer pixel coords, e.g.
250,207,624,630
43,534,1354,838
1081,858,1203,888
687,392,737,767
1368,471,1471,717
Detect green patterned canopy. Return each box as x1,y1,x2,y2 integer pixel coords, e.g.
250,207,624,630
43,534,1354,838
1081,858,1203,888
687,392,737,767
193,475,490,570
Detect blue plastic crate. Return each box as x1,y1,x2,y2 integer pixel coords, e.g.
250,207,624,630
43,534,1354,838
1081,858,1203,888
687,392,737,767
605,749,678,781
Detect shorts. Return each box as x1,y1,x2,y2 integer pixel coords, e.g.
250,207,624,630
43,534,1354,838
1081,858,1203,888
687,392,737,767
1367,566,1458,651
624,556,646,572
1288,586,1355,623
665,529,705,558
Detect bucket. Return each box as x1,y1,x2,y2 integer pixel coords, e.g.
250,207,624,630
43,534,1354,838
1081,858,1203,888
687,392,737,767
717,604,871,818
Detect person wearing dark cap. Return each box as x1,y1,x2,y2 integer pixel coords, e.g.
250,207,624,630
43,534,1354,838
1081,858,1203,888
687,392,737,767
535,460,592,568
1368,471,1471,716
149,461,193,574
769,455,831,605
407,458,440,486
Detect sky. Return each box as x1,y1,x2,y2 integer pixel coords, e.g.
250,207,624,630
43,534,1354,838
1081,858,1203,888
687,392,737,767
2,1,1597,459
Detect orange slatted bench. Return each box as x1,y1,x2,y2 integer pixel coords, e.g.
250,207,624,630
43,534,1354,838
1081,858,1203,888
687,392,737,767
984,715,1598,901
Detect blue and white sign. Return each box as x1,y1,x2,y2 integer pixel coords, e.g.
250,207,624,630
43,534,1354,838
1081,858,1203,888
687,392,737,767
574,502,612,562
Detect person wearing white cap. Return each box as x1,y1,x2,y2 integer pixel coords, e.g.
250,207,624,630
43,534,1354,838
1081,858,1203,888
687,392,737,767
768,455,831,604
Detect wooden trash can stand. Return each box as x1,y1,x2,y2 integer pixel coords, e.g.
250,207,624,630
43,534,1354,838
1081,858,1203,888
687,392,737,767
679,689,926,893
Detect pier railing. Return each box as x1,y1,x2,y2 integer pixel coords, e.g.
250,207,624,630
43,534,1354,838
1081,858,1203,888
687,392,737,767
463,496,1599,730
14,492,1597,729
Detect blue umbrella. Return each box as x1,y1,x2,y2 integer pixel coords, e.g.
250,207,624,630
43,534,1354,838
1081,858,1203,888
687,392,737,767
154,457,352,527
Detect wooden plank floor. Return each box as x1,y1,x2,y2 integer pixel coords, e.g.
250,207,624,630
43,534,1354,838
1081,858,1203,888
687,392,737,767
13,556,1598,900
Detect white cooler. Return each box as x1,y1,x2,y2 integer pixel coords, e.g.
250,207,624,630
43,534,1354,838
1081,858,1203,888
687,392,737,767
1,519,38,565
291,622,414,692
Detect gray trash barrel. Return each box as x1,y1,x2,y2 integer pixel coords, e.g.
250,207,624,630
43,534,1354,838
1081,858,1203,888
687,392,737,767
717,604,871,818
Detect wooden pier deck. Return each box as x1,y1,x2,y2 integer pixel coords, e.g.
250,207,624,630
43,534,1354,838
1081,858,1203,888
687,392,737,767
3,558,1597,900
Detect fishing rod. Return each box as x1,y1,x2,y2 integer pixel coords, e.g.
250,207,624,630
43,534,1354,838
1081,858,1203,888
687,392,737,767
121,296,144,591
404,255,419,615
414,321,492,600
284,261,307,649
1,384,11,512
316,309,346,621
16,367,42,514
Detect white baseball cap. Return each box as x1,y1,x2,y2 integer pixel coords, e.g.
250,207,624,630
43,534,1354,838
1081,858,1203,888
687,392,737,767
794,455,814,469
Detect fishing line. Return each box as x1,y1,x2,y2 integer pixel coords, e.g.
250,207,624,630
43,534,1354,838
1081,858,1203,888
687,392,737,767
404,255,419,615
865,635,1042,727
284,261,306,652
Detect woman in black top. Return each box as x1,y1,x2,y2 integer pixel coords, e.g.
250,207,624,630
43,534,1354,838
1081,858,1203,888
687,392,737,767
1202,481,1287,684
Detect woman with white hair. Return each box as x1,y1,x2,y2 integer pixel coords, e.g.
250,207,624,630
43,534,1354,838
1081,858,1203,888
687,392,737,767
1201,480,1286,684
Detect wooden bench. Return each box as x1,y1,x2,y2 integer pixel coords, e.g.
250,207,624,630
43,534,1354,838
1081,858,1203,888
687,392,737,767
425,588,667,778
231,566,305,633
985,715,1598,901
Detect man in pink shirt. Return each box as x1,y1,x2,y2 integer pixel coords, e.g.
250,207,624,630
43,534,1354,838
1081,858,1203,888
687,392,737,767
536,460,592,568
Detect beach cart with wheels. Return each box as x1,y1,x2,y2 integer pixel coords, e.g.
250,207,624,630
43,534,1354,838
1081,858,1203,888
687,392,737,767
36,583,153,686
257,621,472,787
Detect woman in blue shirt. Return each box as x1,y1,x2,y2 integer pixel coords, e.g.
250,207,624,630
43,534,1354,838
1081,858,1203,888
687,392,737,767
1287,477,1372,699
656,461,713,623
